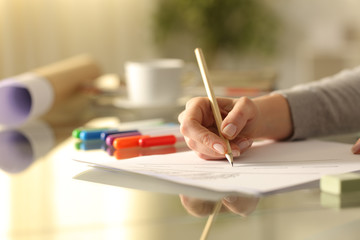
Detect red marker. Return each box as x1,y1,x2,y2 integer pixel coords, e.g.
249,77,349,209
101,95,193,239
113,135,149,149
113,134,184,149
139,135,178,147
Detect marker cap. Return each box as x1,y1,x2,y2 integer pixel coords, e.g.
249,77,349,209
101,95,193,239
113,135,149,149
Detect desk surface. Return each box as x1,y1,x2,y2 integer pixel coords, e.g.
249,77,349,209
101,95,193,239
1,112,360,240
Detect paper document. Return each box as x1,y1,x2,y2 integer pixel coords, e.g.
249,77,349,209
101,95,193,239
73,140,360,196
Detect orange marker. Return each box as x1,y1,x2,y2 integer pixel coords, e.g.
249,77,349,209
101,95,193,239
113,135,149,149
139,135,177,147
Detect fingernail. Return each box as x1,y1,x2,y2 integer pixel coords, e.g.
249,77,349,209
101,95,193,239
213,143,225,154
352,143,360,154
232,150,240,157
238,139,253,151
223,123,237,138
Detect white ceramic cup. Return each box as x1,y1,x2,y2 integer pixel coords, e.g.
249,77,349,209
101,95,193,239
124,59,185,107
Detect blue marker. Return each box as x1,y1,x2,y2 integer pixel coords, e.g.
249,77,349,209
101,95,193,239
72,127,108,139
79,128,114,141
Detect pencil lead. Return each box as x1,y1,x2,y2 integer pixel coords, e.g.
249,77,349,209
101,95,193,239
225,153,233,167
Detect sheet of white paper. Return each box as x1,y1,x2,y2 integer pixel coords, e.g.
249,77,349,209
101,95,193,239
74,167,233,200
72,140,360,196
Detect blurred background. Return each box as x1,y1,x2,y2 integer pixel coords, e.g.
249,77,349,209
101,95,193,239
1,0,360,89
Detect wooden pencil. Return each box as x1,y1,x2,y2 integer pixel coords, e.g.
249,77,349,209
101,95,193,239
200,200,223,240
194,48,234,166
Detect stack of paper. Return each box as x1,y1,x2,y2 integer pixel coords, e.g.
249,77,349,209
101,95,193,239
73,140,360,196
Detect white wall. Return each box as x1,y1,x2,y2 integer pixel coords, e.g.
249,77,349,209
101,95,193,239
0,0,158,78
272,0,360,88
1,0,360,89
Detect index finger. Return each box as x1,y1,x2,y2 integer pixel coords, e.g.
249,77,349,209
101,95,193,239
178,97,224,149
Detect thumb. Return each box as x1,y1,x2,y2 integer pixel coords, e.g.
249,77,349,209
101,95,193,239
221,97,257,140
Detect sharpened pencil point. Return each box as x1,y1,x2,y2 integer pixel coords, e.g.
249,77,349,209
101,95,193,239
225,153,234,167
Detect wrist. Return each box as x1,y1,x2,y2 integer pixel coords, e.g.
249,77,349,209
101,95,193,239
254,94,293,140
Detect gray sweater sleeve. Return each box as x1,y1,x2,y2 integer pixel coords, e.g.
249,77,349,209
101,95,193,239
275,66,360,140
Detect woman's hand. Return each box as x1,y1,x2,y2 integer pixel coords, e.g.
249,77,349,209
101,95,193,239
179,195,259,217
178,94,292,160
178,97,256,159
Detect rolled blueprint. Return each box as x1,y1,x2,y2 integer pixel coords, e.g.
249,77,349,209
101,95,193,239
0,55,102,126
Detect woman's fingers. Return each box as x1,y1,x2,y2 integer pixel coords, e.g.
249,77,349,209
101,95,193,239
179,97,258,160
179,97,233,159
220,97,259,140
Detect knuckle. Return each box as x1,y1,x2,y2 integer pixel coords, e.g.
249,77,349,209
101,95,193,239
239,96,251,103
199,132,212,147
179,122,190,136
234,96,255,117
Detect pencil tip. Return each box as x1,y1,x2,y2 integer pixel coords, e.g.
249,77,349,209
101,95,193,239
225,153,234,167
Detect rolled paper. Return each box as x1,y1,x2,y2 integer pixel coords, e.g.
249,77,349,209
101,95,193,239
0,55,102,126
0,120,55,173
0,73,53,126
34,54,101,105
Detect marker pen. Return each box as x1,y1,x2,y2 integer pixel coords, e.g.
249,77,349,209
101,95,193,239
113,135,150,149
77,128,145,141
77,124,180,141
78,128,114,141
101,130,139,141
72,127,110,139
114,144,190,160
105,131,142,146
139,135,177,147
113,134,184,149
105,125,181,146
